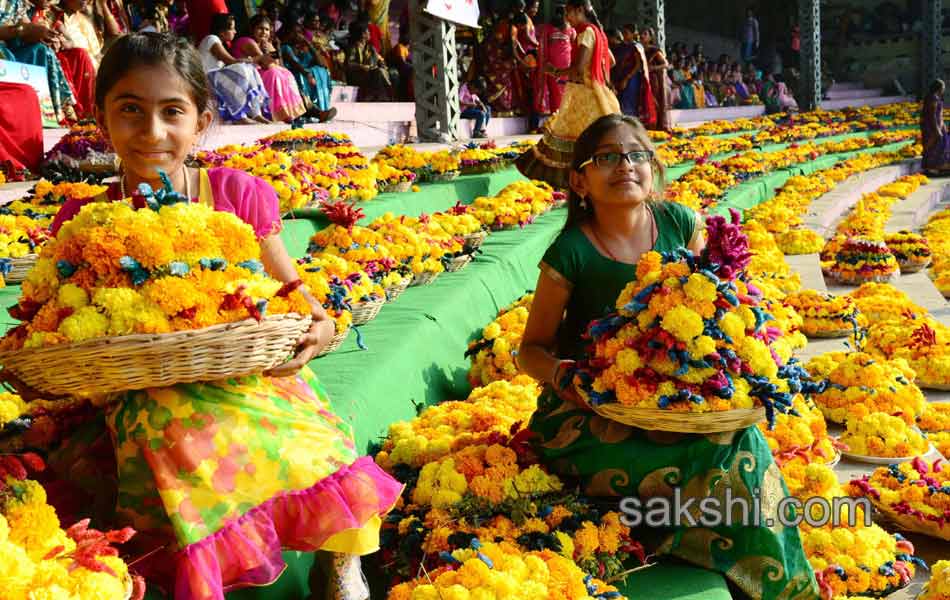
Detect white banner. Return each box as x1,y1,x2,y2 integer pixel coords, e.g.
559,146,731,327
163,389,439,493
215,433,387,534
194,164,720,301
425,0,480,28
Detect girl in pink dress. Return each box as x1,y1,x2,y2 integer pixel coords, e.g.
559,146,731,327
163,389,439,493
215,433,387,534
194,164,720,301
233,14,307,122
46,32,401,600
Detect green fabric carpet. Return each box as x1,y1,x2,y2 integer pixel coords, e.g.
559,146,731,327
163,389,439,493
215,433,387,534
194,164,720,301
2,136,914,599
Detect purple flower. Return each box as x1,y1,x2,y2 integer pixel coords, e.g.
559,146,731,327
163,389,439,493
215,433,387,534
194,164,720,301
702,208,752,280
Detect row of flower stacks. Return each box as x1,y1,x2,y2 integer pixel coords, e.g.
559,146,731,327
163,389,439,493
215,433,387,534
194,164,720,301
664,129,920,213
816,174,932,284
653,102,919,167
374,353,640,596
0,181,108,272
298,180,565,336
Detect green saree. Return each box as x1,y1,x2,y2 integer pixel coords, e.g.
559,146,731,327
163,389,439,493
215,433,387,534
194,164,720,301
531,202,820,600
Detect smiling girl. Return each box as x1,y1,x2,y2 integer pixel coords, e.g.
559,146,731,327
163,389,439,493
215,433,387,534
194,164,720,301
48,33,401,600
518,114,819,600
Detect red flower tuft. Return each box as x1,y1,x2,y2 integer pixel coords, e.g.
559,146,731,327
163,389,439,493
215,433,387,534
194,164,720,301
320,200,365,229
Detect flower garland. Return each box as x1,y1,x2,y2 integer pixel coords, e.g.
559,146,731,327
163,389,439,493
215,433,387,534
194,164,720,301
848,457,950,541
776,228,825,255
919,403,950,433
845,282,926,324
862,318,950,388
919,560,950,600
470,181,562,230
1,454,145,600
884,230,932,270
759,394,840,467
42,122,115,174
782,290,862,337
803,351,926,425
374,377,540,472
0,178,311,351
826,237,898,284
466,294,534,387
924,205,950,296
386,539,624,600
778,460,924,598
839,411,930,458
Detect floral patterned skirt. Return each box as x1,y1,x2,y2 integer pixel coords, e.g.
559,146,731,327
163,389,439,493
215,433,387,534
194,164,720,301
529,387,820,600
51,367,402,600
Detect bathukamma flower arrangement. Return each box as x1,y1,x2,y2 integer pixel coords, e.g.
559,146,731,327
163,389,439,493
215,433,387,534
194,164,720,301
782,290,862,338
0,173,312,396
572,209,815,431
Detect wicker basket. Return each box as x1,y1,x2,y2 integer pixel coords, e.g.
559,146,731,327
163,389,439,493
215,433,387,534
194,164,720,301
380,180,413,193
410,271,440,287
460,161,502,175
444,254,472,273
3,254,38,284
351,298,384,326
827,271,896,286
918,380,950,391
462,230,488,253
384,278,410,302
592,404,766,433
424,170,460,183
898,259,931,274
316,327,349,357
875,503,950,541
77,159,117,174
803,327,854,339
0,314,312,396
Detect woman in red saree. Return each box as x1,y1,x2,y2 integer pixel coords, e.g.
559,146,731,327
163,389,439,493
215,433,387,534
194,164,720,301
641,26,670,132
614,31,656,127
533,4,574,118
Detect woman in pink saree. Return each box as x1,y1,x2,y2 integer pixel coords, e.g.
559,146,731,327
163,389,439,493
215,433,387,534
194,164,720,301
533,5,574,118
233,14,307,122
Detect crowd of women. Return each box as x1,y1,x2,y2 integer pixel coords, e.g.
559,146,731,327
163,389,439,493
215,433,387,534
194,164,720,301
475,0,800,134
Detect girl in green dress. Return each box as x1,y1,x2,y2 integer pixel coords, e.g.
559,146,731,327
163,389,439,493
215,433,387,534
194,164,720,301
518,113,820,600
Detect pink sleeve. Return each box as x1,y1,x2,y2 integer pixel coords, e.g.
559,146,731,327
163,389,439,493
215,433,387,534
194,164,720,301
207,167,283,239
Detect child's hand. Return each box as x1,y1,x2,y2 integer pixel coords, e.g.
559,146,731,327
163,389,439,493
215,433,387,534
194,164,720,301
265,318,334,378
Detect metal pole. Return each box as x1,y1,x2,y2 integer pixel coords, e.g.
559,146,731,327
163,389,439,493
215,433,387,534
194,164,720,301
798,0,821,111
409,0,462,142
639,0,665,52
922,0,942,95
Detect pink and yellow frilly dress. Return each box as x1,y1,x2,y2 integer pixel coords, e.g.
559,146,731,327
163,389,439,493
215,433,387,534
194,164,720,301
50,168,404,600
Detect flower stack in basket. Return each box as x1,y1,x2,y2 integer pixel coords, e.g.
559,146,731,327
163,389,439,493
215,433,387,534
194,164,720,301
572,209,814,432
0,175,313,397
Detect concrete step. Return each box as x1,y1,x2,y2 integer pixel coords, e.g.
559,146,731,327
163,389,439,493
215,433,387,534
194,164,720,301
825,88,884,100
819,94,912,110
827,81,865,92
803,161,919,236
887,179,950,232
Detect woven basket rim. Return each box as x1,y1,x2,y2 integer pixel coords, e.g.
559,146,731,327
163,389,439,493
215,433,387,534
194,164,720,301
592,404,766,433
0,312,310,362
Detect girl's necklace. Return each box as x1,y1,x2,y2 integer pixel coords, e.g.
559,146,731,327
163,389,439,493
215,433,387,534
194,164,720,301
120,167,191,200
590,206,657,263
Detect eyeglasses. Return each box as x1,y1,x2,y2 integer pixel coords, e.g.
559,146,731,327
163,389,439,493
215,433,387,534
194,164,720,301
577,150,654,170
